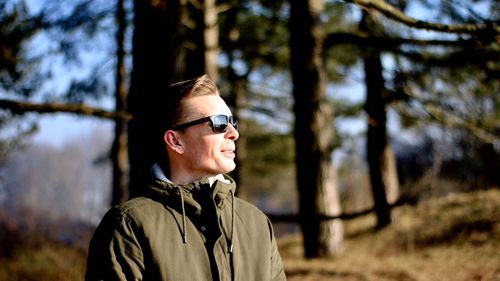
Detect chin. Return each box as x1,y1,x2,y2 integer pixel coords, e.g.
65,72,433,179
222,163,236,173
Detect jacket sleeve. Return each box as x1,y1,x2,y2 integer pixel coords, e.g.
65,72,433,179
268,218,287,281
85,208,145,281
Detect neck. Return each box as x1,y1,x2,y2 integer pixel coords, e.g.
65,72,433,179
170,174,224,186
168,166,221,185
166,158,228,185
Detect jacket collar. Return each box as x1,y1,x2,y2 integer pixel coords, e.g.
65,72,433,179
146,163,236,251
151,163,232,189
147,163,236,211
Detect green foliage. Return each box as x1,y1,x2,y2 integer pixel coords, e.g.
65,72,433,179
324,2,361,82
245,130,294,176
0,112,36,165
219,0,290,70
0,1,39,94
415,0,499,24
1,0,116,100
239,120,296,211
0,0,117,166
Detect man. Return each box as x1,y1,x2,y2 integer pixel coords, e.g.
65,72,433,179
85,75,287,281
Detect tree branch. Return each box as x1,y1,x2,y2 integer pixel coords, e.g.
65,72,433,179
345,0,500,36
324,32,499,75
267,196,412,222
425,106,499,144
396,49,500,78
399,92,500,145
324,31,486,50
0,99,132,121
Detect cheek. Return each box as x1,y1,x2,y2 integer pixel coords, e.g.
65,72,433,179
185,138,215,159
182,133,223,160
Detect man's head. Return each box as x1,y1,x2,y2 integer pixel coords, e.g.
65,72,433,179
163,74,219,130
163,75,239,184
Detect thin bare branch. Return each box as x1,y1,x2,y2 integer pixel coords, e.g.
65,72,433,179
267,196,411,222
324,31,500,76
324,31,487,50
0,99,132,121
400,91,500,145
423,103,499,144
345,0,500,35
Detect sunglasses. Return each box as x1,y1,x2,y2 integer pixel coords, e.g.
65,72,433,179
172,114,238,133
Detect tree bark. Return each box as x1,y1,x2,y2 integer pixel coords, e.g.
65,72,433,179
182,2,205,78
223,5,248,198
361,12,399,228
111,0,129,206
203,0,219,81
128,0,183,195
181,0,218,80
290,0,343,258
230,76,247,197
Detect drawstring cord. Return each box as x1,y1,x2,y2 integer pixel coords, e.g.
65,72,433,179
176,182,234,251
229,189,235,253
177,186,187,244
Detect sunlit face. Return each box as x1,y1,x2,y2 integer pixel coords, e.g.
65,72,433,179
172,95,239,179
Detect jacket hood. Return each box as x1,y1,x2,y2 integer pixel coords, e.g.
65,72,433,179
142,163,236,251
145,175,236,213
147,163,236,212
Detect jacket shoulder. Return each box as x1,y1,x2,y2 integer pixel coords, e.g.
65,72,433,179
115,196,162,215
234,198,267,217
100,196,171,230
233,198,274,236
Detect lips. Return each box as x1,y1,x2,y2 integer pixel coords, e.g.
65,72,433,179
221,148,236,158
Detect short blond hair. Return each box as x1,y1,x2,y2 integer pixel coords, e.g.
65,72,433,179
164,74,218,130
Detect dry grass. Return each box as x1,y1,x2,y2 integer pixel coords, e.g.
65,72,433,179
0,240,87,281
0,189,498,281
279,189,500,281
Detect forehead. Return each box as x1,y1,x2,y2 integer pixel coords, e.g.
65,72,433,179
183,95,232,117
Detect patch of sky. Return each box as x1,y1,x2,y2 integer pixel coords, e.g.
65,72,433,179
15,0,119,147
31,114,114,148
328,78,365,105
244,1,290,18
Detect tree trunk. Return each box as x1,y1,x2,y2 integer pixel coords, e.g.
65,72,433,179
182,2,205,78
128,0,183,195
111,0,129,206
290,0,343,258
203,0,219,81
231,77,247,198
128,0,217,195
182,0,218,80
361,12,400,228
224,6,248,198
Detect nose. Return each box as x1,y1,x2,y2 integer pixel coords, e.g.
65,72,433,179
225,123,239,141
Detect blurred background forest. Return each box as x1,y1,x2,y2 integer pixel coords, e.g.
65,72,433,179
0,0,499,280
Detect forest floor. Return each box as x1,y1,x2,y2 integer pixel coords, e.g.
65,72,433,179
279,189,500,281
0,189,499,281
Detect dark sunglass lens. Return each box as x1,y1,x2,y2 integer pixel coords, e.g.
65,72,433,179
212,115,228,132
230,116,238,131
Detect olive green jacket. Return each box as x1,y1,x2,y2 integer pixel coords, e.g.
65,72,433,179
85,174,286,281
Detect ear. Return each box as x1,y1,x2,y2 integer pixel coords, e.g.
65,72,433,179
164,130,184,154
